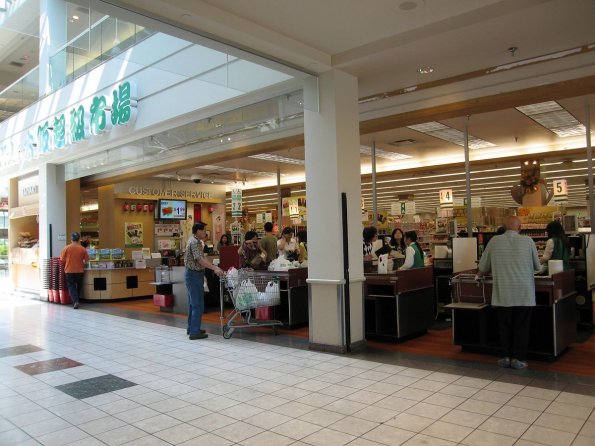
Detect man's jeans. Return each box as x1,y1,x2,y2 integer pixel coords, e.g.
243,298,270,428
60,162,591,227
65,272,84,305
185,269,205,336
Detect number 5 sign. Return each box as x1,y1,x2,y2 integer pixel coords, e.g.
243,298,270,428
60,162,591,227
553,179,568,203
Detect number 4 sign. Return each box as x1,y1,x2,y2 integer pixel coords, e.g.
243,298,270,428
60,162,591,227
439,189,454,208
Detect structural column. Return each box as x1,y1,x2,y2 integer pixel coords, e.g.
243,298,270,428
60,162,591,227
39,0,67,96
38,163,67,297
304,70,365,352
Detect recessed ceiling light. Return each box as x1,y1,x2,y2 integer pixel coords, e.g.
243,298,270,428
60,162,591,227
72,15,79,20
417,66,434,75
407,121,496,150
249,154,305,165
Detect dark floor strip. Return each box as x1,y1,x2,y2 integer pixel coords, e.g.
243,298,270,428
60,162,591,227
14,357,82,375
0,344,43,358
55,374,137,399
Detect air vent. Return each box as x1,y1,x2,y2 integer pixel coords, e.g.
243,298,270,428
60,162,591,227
388,139,417,147
9,61,25,68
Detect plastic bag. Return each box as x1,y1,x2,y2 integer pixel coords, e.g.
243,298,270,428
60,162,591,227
265,280,281,304
378,254,389,274
227,267,238,288
269,255,291,271
235,279,258,310
204,276,210,293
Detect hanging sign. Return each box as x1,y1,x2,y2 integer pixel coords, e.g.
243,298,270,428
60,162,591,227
553,179,568,203
231,188,242,217
391,201,416,215
439,189,454,209
265,212,273,223
288,199,300,218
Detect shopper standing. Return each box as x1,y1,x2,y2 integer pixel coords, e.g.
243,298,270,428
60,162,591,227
185,222,224,340
259,222,278,264
477,215,541,369
60,232,89,309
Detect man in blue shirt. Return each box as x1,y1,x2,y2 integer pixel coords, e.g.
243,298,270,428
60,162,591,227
185,222,225,340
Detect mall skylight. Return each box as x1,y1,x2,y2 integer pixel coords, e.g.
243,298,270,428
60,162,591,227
515,101,586,137
407,122,496,149
199,165,283,177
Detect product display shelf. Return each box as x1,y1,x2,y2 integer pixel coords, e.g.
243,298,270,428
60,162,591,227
80,210,99,247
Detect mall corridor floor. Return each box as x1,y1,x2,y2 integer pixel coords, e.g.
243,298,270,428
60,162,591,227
1,294,595,446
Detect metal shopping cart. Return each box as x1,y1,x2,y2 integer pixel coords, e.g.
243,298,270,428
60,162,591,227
447,273,490,309
219,268,283,339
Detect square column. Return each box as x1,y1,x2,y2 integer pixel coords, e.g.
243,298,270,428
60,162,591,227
304,70,365,353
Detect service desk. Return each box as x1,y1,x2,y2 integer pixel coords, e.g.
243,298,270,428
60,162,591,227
364,266,434,342
447,270,577,358
83,267,155,300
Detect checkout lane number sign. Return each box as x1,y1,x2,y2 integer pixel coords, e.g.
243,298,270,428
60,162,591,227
231,188,242,217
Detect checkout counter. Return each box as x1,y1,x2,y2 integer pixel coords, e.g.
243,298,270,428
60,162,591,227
447,270,577,358
363,265,434,342
160,263,309,329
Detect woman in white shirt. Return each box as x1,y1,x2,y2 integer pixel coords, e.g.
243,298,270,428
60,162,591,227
277,227,299,261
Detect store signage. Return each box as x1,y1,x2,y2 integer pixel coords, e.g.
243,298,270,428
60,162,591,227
454,197,482,207
0,81,137,167
265,212,272,223
288,199,299,219
231,188,242,217
439,189,454,208
553,179,568,203
126,186,212,199
18,175,39,206
391,201,416,215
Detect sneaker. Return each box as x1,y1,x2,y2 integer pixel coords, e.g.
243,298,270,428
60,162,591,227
73,302,79,309
497,357,511,368
187,329,206,335
511,359,528,370
189,333,208,340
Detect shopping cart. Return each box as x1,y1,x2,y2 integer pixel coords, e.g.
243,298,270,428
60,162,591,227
447,273,490,309
219,268,283,339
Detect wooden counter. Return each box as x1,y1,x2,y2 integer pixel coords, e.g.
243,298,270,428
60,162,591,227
83,268,155,300
447,270,577,358
364,266,434,342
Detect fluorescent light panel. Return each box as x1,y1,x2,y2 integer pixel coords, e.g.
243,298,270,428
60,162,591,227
249,154,305,165
515,101,585,137
407,122,496,150
360,146,412,160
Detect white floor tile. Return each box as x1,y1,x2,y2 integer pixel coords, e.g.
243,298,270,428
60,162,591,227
521,425,576,446
271,418,322,440
363,424,415,446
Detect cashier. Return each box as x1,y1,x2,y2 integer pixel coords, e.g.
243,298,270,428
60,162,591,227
540,220,570,271
399,230,424,270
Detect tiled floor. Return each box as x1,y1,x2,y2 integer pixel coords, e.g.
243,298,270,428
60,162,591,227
1,294,594,445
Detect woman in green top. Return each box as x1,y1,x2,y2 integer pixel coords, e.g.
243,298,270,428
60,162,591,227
399,231,425,270
540,220,570,271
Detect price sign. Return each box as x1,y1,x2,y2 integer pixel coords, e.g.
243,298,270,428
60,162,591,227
553,179,568,203
288,199,299,219
231,188,242,217
439,189,454,208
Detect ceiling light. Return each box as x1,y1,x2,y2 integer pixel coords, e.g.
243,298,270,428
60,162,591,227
72,15,79,20
417,66,434,74
359,146,412,160
407,121,496,150
515,101,585,137
249,154,305,165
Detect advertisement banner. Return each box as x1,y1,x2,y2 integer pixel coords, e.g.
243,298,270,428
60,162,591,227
125,222,143,248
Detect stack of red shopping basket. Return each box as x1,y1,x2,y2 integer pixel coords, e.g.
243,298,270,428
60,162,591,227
48,257,71,304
